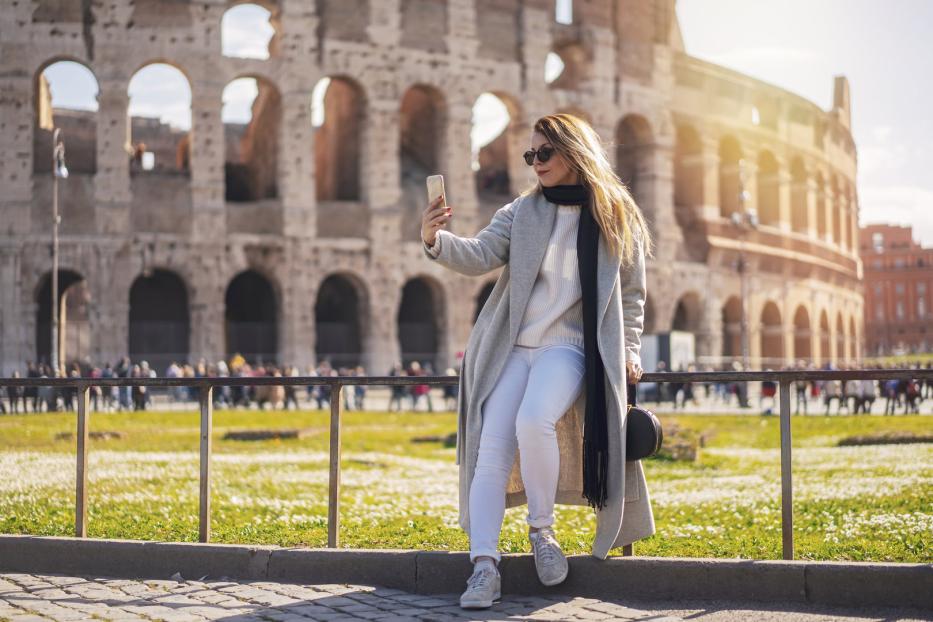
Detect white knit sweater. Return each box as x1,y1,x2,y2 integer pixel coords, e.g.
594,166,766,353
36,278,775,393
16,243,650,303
424,205,585,348
515,205,584,348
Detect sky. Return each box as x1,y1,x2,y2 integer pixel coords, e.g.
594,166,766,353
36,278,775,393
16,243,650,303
41,1,932,246
676,0,933,247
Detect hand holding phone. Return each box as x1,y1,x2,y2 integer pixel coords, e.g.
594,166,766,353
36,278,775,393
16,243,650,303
422,174,452,247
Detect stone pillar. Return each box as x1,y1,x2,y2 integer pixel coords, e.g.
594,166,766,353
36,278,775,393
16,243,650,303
366,280,402,374
189,284,225,366
446,0,478,60
697,292,722,365
520,4,552,97
641,137,681,264
776,156,792,232
279,89,317,237
805,174,819,238
94,76,132,235
279,253,315,369
0,250,24,374
507,116,533,197
443,100,480,235
367,0,401,47
822,177,835,245
365,99,402,243
737,142,758,218
699,135,720,221
189,80,226,239
0,73,34,235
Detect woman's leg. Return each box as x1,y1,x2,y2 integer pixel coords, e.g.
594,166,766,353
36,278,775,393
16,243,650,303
468,349,530,563
515,345,585,530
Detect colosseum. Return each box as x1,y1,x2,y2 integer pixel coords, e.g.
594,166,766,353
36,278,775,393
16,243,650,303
0,0,863,376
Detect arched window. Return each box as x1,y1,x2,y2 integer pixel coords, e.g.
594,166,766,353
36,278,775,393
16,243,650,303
397,277,445,369
312,76,365,202
472,92,519,221
35,270,90,369
129,269,190,373
792,305,810,361
223,76,281,202
721,297,743,362
315,274,367,369
790,157,808,234
34,60,99,175
719,136,743,219
128,63,192,174
674,124,703,209
225,270,278,364
616,115,653,210
760,301,783,366
222,4,277,59
400,85,446,241
757,150,779,227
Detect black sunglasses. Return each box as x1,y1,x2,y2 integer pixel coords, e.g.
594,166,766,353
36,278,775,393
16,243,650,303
523,146,555,166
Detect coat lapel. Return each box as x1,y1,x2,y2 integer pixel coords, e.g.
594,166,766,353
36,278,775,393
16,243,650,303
509,193,556,343
596,230,623,333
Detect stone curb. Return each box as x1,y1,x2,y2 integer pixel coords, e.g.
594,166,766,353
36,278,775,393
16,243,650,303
0,535,929,610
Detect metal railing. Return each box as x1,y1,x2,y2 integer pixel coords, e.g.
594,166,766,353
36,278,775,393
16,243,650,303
3,368,930,560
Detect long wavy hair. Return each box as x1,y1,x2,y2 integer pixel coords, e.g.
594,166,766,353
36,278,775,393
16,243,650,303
523,113,653,265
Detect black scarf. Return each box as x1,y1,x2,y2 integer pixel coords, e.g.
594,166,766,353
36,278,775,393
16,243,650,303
542,184,608,510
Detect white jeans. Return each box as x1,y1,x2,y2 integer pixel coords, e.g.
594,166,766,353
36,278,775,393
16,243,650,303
468,344,585,562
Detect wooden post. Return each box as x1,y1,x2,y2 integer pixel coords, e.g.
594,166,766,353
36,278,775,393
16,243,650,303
779,380,794,560
75,385,89,538
622,544,634,557
328,383,342,548
199,385,213,543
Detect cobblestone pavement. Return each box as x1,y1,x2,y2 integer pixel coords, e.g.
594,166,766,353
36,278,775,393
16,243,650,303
1,574,929,622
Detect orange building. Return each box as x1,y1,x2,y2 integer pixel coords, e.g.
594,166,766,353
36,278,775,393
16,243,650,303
860,224,933,355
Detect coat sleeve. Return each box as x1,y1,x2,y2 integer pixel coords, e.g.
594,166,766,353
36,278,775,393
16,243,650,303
421,200,516,276
619,229,647,368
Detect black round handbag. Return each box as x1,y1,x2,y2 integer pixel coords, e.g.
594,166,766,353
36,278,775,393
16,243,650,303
625,384,663,461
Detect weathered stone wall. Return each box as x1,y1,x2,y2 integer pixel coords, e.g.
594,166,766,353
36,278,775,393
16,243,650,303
0,0,863,376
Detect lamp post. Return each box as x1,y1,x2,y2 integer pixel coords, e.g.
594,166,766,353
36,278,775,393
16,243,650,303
731,158,757,371
51,128,68,375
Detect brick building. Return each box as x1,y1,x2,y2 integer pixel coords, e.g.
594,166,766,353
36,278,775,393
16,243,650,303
0,0,863,375
860,224,933,355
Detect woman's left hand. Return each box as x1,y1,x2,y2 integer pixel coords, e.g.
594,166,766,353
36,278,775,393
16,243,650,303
626,360,644,384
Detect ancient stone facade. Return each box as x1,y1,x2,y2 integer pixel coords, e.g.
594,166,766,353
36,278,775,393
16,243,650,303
0,0,863,375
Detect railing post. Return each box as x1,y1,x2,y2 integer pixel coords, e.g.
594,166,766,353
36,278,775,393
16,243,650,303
328,383,342,548
779,379,794,560
622,544,633,557
199,385,213,543
75,385,89,538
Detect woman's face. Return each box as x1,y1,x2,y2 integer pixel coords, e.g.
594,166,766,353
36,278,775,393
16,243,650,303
530,131,579,187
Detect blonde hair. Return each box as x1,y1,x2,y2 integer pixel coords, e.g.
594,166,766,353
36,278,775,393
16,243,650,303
523,113,653,265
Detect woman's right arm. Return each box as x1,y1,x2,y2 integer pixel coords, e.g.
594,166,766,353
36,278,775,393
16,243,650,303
421,196,516,276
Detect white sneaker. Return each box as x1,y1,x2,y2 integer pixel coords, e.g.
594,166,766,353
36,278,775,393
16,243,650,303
530,527,569,586
459,566,501,609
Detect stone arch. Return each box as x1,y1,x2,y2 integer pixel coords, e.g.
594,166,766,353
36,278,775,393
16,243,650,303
221,3,279,59
474,280,496,323
225,269,279,364
473,92,520,206
792,305,810,361
718,135,743,219
818,309,831,365
721,296,742,363
128,62,192,175
397,276,446,369
789,157,807,234
757,150,779,227
223,74,281,202
35,269,90,369
674,124,703,209
129,269,190,373
315,272,369,369
671,291,703,333
400,84,447,241
33,59,99,175
760,301,783,366
615,114,653,209
312,75,366,202
546,42,589,89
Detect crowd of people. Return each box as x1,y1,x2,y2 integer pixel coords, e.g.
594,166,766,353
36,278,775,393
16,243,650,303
0,355,460,414
642,360,932,416
0,356,929,416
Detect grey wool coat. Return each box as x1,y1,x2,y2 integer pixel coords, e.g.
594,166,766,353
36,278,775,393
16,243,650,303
423,189,655,559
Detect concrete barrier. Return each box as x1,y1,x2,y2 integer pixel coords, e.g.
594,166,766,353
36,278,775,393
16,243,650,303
0,535,929,610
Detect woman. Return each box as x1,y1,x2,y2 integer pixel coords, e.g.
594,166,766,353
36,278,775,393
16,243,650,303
421,114,654,609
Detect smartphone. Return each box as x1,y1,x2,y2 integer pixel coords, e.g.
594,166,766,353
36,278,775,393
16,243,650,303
426,174,447,208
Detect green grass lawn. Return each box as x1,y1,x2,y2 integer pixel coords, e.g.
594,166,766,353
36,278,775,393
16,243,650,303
1,408,930,562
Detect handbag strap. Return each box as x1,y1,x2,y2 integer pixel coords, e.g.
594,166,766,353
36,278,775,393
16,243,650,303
627,383,637,407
